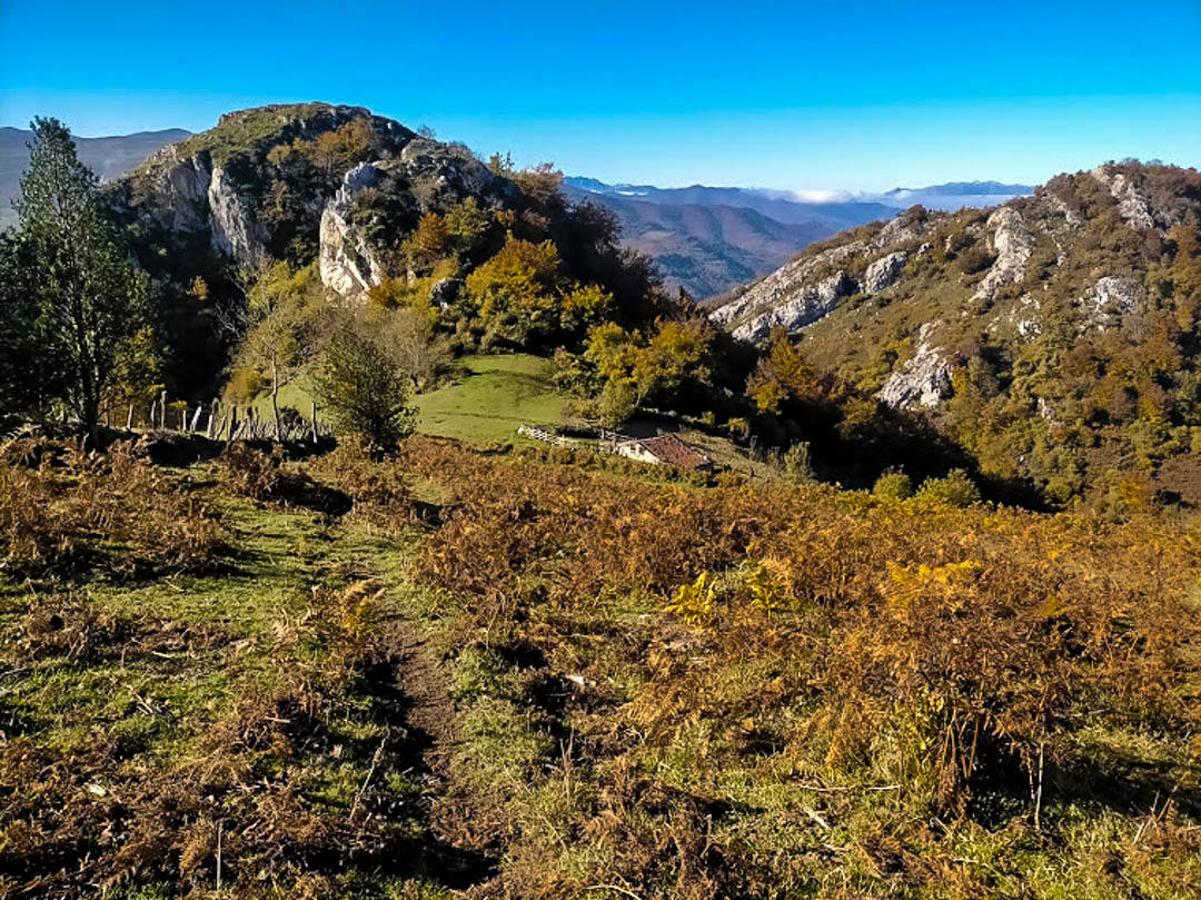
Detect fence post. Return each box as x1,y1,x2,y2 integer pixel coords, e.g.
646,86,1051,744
159,390,167,430
190,404,203,433
126,404,134,431
206,401,217,439
310,401,319,444
149,399,157,431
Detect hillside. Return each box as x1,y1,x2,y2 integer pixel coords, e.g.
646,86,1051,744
99,103,674,404
3,434,1199,897
710,162,1201,505
0,125,190,228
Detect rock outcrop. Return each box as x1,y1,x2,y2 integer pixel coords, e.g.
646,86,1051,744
877,322,953,410
1078,275,1143,331
729,269,860,344
149,148,210,231
319,162,388,297
207,166,267,266
1092,165,1157,229
973,207,1034,301
863,251,907,293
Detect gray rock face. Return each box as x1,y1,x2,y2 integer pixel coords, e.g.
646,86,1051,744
319,162,388,297
400,138,509,212
878,322,953,410
1092,165,1156,229
973,206,1034,301
709,241,864,338
207,167,267,265
863,251,907,293
870,212,932,250
731,269,859,343
151,149,211,231
1078,275,1143,330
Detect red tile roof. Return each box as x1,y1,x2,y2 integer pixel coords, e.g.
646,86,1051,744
637,434,711,470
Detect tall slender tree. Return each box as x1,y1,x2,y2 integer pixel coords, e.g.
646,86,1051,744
0,233,43,421
16,118,148,429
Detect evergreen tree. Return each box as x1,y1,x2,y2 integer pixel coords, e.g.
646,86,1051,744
0,233,43,421
15,118,148,429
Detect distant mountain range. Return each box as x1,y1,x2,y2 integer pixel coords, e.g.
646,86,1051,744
0,125,192,227
564,177,1032,297
0,123,1033,298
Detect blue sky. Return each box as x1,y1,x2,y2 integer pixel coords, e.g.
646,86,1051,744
2,0,1198,192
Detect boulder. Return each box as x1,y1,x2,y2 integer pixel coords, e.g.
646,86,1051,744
863,251,907,293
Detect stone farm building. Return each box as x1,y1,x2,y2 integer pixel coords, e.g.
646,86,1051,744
614,433,712,470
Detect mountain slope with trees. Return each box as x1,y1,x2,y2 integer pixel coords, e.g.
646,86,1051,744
710,161,1201,507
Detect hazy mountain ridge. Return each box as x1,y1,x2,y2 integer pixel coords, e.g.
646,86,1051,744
565,176,1035,297
0,125,191,227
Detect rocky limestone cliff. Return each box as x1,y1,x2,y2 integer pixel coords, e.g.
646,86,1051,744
319,162,388,296
877,322,952,410
207,166,267,265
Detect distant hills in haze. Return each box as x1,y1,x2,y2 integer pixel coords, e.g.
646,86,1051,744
564,176,1033,296
0,122,1033,297
0,126,192,227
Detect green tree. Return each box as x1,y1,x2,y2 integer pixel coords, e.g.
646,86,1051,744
15,118,149,430
466,236,562,344
0,234,44,421
232,261,326,440
313,326,416,454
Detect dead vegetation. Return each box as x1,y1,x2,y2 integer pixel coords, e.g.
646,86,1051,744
2,435,1199,897
0,437,225,578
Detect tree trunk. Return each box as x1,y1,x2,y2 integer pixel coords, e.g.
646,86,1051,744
272,360,283,442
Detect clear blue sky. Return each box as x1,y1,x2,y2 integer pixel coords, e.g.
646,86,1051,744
2,0,1198,192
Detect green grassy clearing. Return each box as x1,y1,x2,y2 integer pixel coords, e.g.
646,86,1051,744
411,353,566,444
246,353,566,446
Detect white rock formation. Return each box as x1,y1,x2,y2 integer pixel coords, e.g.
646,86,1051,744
730,270,859,343
708,241,863,339
973,207,1034,301
319,162,387,297
878,322,953,410
870,213,931,250
1092,166,1156,229
151,150,211,231
208,167,267,265
863,251,907,293
1078,275,1143,330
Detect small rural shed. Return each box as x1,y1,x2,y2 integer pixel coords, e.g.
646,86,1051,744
614,433,712,470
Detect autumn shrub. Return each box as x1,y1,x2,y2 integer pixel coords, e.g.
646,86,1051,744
0,442,224,577
913,467,981,507
388,440,1201,894
872,468,914,500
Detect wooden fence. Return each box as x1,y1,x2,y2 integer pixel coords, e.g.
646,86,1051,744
105,390,324,443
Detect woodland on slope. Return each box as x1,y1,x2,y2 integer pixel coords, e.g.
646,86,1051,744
2,102,1201,514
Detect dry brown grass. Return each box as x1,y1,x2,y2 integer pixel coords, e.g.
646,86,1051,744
0,438,225,578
